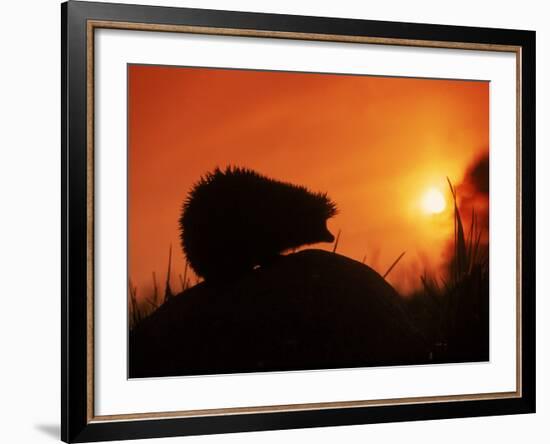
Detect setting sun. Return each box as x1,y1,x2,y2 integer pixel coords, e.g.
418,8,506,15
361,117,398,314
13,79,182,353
421,188,447,214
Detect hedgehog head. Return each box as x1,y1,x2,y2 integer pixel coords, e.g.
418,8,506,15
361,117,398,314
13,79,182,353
288,190,337,246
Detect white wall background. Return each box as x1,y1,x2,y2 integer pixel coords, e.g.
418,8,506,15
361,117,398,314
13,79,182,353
0,0,547,443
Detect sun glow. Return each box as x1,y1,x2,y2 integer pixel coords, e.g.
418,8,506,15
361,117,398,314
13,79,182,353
421,188,447,214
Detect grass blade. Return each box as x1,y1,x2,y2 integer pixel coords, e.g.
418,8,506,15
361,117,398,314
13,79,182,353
332,229,341,253
383,251,406,279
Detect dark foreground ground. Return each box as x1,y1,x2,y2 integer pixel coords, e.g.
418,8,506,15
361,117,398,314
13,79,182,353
130,250,435,378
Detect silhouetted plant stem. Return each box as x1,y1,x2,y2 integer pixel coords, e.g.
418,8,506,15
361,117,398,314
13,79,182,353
164,244,173,302
332,229,341,253
383,251,406,279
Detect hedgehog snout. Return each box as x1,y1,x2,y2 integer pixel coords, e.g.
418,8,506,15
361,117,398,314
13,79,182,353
320,226,335,243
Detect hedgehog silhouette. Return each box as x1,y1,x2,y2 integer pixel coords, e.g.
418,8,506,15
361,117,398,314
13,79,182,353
179,166,337,281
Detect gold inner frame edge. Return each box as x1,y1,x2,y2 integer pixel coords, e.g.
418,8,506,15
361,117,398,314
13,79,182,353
85,19,523,423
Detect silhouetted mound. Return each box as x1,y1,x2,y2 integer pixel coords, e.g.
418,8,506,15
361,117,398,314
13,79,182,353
129,250,430,378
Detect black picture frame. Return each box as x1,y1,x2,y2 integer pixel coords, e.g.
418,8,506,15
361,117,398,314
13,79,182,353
62,1,536,442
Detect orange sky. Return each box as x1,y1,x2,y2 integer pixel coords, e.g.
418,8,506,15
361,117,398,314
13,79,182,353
128,64,488,297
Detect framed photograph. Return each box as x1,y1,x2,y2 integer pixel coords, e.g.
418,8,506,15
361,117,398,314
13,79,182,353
62,1,536,442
